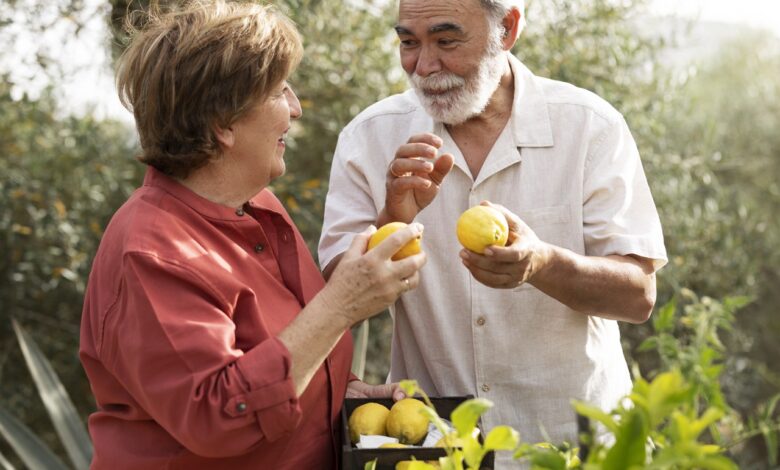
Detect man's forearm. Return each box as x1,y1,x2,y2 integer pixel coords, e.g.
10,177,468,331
530,245,656,323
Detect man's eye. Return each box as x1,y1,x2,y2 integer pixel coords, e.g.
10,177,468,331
399,39,417,48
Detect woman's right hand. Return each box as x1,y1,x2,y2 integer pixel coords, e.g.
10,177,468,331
320,223,426,326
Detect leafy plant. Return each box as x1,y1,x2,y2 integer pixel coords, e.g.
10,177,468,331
0,320,92,469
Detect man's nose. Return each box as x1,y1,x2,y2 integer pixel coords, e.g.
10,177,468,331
414,45,442,77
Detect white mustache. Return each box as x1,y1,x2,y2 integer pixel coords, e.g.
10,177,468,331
409,72,466,93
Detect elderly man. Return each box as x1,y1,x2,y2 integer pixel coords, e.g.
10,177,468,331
319,0,667,466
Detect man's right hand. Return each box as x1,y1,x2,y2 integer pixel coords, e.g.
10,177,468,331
381,133,454,224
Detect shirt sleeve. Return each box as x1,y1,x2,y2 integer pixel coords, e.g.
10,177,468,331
582,117,668,271
101,251,302,458
318,130,381,270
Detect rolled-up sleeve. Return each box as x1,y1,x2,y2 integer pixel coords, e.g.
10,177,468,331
101,251,301,458
582,117,668,271
318,130,380,270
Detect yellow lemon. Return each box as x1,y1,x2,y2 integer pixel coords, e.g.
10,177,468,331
386,398,430,445
367,222,422,260
348,402,390,444
456,205,509,254
379,442,408,448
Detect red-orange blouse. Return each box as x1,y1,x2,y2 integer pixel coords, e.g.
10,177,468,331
80,167,353,469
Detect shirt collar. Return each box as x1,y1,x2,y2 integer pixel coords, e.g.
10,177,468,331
507,54,555,148
143,166,261,221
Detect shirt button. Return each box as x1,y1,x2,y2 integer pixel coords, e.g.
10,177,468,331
281,233,290,242
481,383,490,393
476,316,486,326
254,243,264,253
236,402,247,412
235,208,245,216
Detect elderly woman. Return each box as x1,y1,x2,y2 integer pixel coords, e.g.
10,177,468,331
78,2,424,468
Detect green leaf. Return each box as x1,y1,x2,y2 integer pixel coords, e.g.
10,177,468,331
451,398,493,437
484,425,520,451
572,401,618,434
12,319,93,469
653,297,677,332
722,295,752,312
439,454,462,470
602,410,648,470
688,455,739,470
0,450,15,470
646,371,691,427
637,337,658,353
0,407,69,470
529,449,567,470
399,380,420,398
419,406,451,438
759,421,778,466
689,408,724,438
462,435,485,470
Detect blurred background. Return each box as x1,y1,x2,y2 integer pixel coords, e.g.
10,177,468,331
1,0,778,468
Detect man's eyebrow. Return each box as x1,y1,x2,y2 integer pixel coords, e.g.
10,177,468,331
429,22,463,34
394,23,465,36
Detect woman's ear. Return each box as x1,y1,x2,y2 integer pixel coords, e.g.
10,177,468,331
213,124,235,149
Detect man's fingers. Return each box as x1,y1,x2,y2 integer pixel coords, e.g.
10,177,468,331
465,264,516,288
430,153,454,186
387,175,433,194
388,157,434,178
480,200,526,233
395,142,439,161
406,132,443,148
461,249,519,274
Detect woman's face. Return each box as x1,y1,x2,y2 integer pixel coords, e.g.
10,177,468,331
228,81,302,188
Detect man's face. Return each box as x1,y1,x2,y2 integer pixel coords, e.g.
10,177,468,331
396,0,506,125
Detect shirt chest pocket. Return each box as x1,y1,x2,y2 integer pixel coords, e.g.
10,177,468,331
514,204,575,292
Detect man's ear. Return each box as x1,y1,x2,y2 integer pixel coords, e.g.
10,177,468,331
213,123,235,149
501,7,522,49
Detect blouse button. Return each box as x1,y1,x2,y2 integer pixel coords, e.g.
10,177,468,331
236,402,247,412
476,316,486,326
254,243,264,253
481,383,490,393
235,208,245,216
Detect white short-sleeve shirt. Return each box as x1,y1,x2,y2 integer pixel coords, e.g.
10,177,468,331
319,55,667,467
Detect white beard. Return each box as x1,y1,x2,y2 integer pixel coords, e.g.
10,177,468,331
409,30,506,126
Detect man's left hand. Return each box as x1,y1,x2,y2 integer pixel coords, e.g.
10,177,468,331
345,380,406,401
459,202,551,289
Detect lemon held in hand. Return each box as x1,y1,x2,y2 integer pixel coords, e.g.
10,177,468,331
348,402,390,444
456,205,509,254
386,398,430,445
367,222,422,260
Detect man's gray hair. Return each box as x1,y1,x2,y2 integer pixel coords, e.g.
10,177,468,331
479,0,526,34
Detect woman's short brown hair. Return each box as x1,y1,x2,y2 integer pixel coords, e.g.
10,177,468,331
116,0,303,179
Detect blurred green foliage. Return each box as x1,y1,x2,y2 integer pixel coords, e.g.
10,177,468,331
0,76,141,461
1,0,779,467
